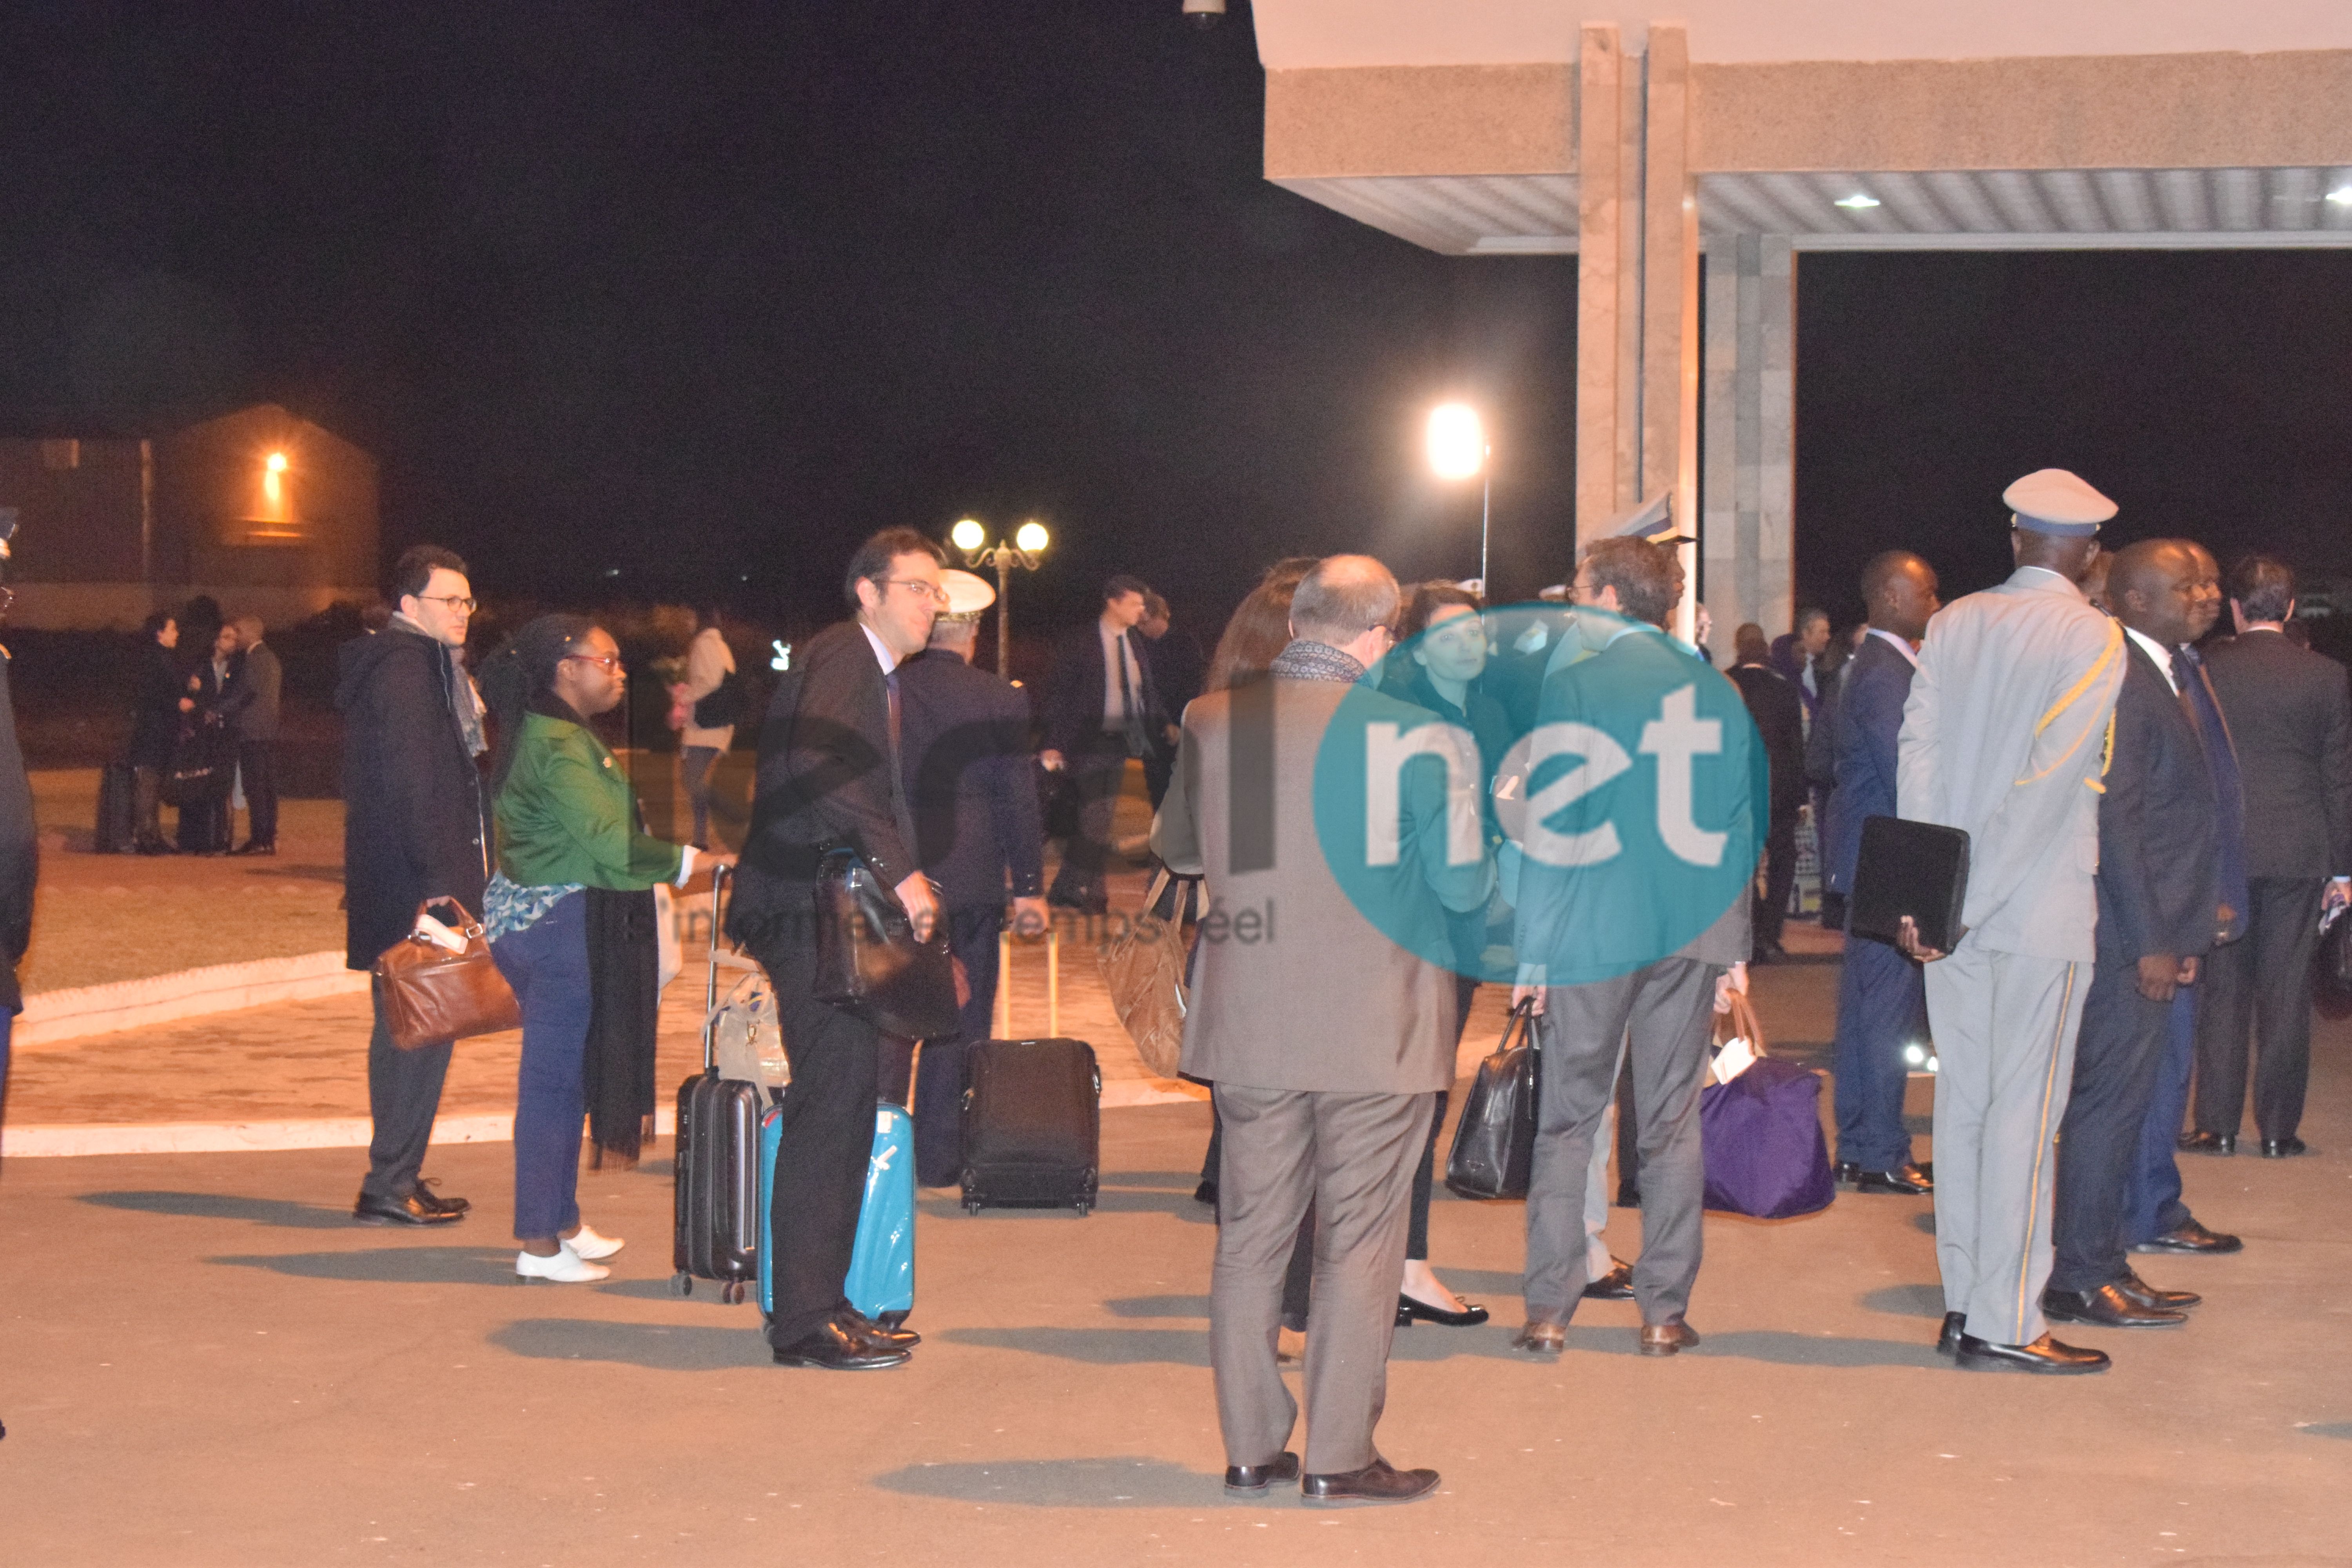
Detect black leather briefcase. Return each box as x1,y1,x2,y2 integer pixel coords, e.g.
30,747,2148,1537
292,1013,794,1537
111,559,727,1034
811,847,958,1039
1445,1002,1539,1201
1848,815,1971,954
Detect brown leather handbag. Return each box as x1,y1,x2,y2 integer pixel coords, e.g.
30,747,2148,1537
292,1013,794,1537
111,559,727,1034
373,899,523,1050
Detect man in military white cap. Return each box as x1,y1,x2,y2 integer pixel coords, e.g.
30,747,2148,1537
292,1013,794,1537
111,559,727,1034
1895,468,2126,1374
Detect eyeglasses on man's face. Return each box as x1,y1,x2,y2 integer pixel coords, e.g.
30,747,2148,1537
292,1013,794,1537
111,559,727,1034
417,593,477,613
881,578,949,605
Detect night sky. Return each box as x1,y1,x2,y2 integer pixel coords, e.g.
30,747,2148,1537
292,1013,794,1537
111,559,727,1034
3,2,2347,641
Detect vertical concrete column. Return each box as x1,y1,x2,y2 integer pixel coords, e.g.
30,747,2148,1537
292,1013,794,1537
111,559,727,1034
1699,232,1796,660
1574,22,1626,544
1640,24,1700,639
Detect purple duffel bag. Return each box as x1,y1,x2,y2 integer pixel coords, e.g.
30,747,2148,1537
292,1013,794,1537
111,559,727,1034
1700,1056,1836,1219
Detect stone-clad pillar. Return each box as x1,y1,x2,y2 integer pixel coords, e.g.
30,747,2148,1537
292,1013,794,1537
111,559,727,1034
1641,24,1700,641
1575,22,1633,543
1700,232,1795,661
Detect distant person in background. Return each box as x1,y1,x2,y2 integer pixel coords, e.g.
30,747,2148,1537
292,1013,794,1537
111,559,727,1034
339,544,491,1228
1040,574,1163,914
894,605,1049,1185
220,616,281,855
173,623,240,855
679,606,741,850
1770,607,1831,726
1136,591,1203,810
1729,622,1805,962
128,613,183,855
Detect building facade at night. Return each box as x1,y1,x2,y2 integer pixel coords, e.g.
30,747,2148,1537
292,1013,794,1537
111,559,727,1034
1248,2,2352,652
0,402,379,629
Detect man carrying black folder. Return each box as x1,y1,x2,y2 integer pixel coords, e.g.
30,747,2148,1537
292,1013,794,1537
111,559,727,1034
1895,469,2126,1375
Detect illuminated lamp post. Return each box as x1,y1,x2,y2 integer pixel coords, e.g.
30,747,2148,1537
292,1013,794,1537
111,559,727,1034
949,517,1051,680
1427,403,1491,595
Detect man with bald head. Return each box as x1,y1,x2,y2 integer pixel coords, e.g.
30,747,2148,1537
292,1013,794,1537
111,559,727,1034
1155,554,1491,1506
1897,470,2126,1374
2043,540,2228,1338
1827,550,1940,1195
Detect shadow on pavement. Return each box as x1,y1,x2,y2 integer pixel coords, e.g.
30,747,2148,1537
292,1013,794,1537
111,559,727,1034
597,1277,752,1306
1860,1282,1947,1319
209,1247,514,1284
870,1456,1223,1508
1102,1294,1209,1319
941,1326,1209,1366
491,1317,759,1371
83,1191,356,1230
2299,1421,2352,1440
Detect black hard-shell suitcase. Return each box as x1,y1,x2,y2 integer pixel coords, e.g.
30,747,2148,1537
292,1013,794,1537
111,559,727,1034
94,763,137,853
960,1037,1101,1214
670,866,762,1302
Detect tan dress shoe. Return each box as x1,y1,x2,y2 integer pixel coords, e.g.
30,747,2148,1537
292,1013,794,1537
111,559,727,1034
1512,1321,1566,1354
1637,1320,1700,1356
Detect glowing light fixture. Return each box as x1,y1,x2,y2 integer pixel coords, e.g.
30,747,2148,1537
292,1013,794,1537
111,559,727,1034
2329,186,2352,207
265,451,289,473
1426,404,1485,481
1014,520,1050,554
1834,193,1881,210
950,517,986,552
948,518,1053,677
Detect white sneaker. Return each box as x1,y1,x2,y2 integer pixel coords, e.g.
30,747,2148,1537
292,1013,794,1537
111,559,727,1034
516,1247,610,1283
566,1223,624,1261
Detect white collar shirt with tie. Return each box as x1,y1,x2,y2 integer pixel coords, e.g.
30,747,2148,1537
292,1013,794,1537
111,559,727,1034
1100,616,1143,731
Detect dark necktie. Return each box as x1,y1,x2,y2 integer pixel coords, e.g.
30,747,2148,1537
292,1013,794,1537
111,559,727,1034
1115,633,1135,721
2173,644,2249,942
884,668,902,766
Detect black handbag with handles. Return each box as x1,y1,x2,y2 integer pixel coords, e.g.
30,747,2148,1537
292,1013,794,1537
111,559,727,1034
811,846,958,1039
1444,1000,1541,1201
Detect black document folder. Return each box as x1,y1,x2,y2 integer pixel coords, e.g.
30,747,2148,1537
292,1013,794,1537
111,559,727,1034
1849,816,1971,953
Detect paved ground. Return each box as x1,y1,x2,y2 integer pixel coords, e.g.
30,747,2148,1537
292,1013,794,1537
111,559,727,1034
3,1053,2349,1566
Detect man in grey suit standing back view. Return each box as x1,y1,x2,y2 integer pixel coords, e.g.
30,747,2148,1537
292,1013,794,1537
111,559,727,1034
1896,469,2126,1375
1153,554,1491,1508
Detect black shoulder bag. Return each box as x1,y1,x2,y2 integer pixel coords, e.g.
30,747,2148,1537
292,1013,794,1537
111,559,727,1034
811,846,958,1039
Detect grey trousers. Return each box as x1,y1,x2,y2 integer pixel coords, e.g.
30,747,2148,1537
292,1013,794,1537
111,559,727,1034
1211,1085,1431,1476
1523,957,1720,1327
1924,945,2089,1347
362,981,456,1201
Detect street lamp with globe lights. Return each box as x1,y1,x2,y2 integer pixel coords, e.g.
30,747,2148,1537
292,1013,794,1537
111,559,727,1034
1427,403,1491,595
950,517,1051,679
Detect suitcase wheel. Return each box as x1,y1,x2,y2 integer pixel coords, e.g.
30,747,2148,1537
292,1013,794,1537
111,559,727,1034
722,1280,747,1305
1074,1202,1089,1217
669,1271,694,1298
963,1199,981,1215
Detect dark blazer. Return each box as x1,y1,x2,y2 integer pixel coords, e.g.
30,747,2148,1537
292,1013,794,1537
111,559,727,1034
1824,635,1915,893
1730,661,1807,816
729,618,918,944
218,641,283,742
2204,628,2352,880
0,654,39,1014
1140,625,1205,724
128,642,183,768
897,648,1046,910
336,625,490,970
1040,621,1161,759
2098,636,2221,963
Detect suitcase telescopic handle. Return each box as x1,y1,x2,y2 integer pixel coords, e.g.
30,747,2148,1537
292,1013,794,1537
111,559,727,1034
702,862,733,1071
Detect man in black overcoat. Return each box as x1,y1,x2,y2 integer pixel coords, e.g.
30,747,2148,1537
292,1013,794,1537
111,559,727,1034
729,527,944,1371
1728,622,1806,960
338,545,490,1226
2043,540,2225,1333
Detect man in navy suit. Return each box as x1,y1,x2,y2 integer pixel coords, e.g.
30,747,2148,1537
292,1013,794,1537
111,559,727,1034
893,606,1049,1186
2043,539,2226,1333
1825,551,1939,1194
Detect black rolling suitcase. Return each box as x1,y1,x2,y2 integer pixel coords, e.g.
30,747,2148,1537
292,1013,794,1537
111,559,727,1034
960,1037,1102,1214
670,866,763,1302
94,763,137,853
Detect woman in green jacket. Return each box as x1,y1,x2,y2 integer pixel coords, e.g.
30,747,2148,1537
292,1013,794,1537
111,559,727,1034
481,615,728,1283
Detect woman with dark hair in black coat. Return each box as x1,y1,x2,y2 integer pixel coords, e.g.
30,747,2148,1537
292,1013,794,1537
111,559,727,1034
127,612,187,855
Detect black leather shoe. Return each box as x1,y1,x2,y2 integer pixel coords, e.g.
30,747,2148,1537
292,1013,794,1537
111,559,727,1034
1396,1294,1489,1327
843,1309,919,1349
1301,1458,1440,1507
2177,1130,2235,1156
2130,1219,2243,1254
769,1318,911,1370
1223,1451,1299,1496
2115,1271,2200,1311
1581,1259,1635,1300
411,1179,470,1216
229,841,277,856
353,1189,463,1226
2261,1137,2309,1158
1935,1312,1966,1355
2041,1284,2186,1328
1954,1333,2110,1374
1839,1161,1933,1195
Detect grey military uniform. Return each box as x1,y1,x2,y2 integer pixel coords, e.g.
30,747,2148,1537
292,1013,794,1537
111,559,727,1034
1897,564,2124,1346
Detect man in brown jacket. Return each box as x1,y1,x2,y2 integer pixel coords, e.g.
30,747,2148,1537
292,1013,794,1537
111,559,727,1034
1154,555,1492,1507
